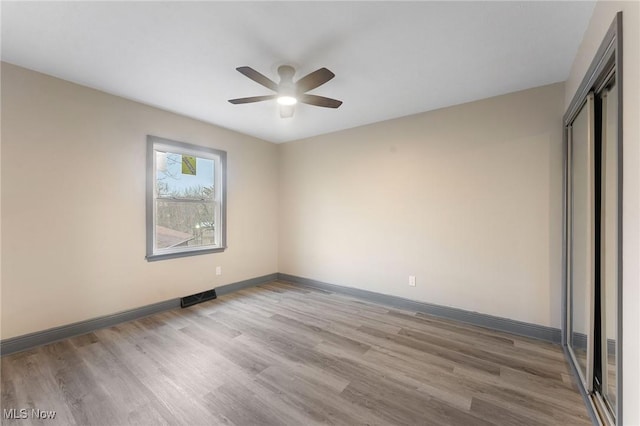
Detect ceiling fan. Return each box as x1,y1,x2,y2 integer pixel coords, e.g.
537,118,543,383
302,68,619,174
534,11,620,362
228,65,342,118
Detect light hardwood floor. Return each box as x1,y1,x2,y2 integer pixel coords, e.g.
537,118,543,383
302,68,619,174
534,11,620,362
1,281,591,425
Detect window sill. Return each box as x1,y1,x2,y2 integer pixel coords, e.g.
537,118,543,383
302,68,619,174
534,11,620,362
146,247,226,262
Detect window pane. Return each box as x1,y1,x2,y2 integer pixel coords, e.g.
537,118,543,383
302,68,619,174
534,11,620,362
155,200,216,249
156,151,215,200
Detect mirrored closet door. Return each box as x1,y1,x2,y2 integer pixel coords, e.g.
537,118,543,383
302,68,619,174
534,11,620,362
567,93,595,391
564,12,621,426
598,78,618,421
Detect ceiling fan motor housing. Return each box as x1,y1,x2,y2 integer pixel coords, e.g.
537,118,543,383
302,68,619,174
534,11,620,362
277,65,296,98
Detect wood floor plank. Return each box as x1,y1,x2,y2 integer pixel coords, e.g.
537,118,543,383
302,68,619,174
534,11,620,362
397,327,564,380
40,341,122,425
470,397,548,426
454,366,592,424
341,376,493,426
358,324,502,375
256,365,386,425
270,313,372,355
316,341,473,412
1,281,590,425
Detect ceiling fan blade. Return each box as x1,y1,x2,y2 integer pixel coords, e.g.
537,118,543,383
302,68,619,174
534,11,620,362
300,94,342,109
228,95,277,104
236,66,279,92
295,68,335,93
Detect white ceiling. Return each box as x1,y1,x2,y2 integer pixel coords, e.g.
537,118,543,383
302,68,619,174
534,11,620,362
2,1,595,143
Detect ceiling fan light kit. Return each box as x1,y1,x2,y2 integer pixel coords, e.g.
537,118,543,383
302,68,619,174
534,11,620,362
277,96,297,106
229,65,342,118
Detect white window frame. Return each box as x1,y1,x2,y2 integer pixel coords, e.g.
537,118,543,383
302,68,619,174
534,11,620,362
146,135,227,261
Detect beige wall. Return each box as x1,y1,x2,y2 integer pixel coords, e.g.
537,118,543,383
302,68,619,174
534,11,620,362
0,64,3,336
278,83,565,328
0,63,279,339
0,64,3,337
565,2,640,424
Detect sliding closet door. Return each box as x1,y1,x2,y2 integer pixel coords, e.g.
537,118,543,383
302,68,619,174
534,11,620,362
564,13,621,425
568,94,595,390
599,80,618,419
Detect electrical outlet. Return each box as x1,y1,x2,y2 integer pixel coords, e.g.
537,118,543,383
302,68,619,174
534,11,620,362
215,266,222,276
409,275,416,287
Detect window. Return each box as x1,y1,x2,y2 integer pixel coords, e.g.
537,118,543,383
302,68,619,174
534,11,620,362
146,135,226,261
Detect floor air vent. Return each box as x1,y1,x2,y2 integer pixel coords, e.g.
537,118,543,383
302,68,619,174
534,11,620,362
180,289,217,308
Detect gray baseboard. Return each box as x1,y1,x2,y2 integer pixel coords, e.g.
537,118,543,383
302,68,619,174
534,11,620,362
1,298,179,357
216,273,278,296
571,332,588,351
278,273,562,344
570,331,616,356
0,273,278,356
